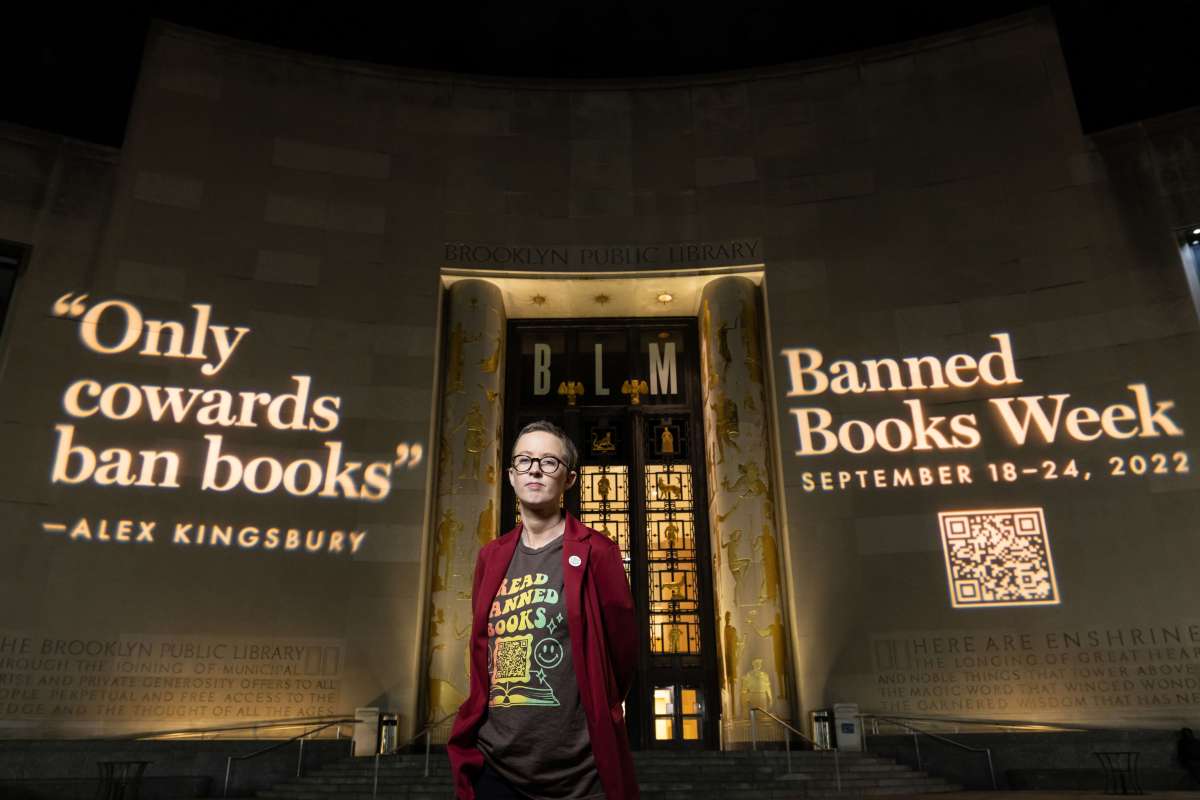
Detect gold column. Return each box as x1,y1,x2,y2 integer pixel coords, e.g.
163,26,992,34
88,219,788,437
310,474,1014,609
424,279,505,732
699,276,793,745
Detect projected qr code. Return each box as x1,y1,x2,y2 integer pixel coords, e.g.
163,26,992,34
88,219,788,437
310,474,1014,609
937,508,1059,608
492,634,532,684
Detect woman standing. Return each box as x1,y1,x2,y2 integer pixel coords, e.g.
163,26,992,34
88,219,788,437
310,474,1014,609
449,420,639,799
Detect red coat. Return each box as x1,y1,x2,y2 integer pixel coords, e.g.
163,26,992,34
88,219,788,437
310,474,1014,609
448,512,640,799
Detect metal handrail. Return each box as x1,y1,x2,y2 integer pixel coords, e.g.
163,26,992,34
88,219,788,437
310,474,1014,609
749,706,825,749
394,711,458,753
223,718,355,797
861,713,997,790
372,711,458,799
859,712,1087,733
749,706,841,792
122,714,356,741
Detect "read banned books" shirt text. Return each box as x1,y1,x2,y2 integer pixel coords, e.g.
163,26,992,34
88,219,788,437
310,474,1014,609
476,534,603,799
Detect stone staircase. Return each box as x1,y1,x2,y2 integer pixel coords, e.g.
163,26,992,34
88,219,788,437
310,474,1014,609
256,749,962,799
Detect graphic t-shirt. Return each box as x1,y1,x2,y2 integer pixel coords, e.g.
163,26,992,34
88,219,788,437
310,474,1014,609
476,534,604,799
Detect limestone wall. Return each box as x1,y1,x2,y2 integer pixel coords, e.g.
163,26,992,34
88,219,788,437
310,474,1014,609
0,9,1198,738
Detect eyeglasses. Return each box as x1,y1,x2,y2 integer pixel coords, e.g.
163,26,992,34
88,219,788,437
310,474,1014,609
511,455,566,474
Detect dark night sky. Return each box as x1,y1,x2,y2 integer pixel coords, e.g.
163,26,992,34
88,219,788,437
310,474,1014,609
2,2,1197,148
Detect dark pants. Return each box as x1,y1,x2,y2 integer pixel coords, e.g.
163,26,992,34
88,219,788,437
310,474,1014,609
473,761,527,800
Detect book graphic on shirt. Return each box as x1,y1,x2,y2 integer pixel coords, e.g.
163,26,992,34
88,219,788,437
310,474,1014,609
488,568,568,708
489,634,560,707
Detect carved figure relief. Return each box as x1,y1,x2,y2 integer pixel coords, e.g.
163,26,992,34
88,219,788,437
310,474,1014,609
445,322,481,395
722,611,743,716
721,528,750,593
664,521,679,551
592,430,615,454
752,610,788,700
710,394,740,464
700,279,790,733
432,508,462,592
716,320,733,378
458,402,487,479
701,299,718,388
438,433,453,490
740,657,773,716
480,336,501,373
476,498,496,547
717,461,768,522
429,606,445,639
712,522,721,574
738,295,764,385
656,476,682,500
454,613,471,682
755,524,780,604
722,461,767,500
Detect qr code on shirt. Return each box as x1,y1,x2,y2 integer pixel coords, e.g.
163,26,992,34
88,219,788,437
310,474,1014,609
937,508,1060,608
492,634,532,684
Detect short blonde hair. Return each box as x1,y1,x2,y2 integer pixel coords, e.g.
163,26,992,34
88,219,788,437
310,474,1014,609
511,420,578,472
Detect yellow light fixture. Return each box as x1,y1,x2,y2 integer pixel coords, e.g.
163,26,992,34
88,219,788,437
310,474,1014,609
657,292,673,304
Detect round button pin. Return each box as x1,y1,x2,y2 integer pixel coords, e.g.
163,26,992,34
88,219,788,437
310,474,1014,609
568,555,582,567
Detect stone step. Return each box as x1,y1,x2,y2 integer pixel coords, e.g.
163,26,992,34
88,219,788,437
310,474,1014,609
271,780,452,789
258,784,962,800
802,774,950,789
302,768,910,783
313,761,895,777
254,751,951,799
803,784,963,798
334,754,891,769
257,795,812,800
258,791,456,800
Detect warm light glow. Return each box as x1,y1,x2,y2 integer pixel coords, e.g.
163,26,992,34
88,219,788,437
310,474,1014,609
645,463,700,654
656,292,673,303
46,293,421,502
654,687,673,715
938,507,1059,608
579,465,631,580
782,332,1186,458
681,688,700,715
38,291,424,561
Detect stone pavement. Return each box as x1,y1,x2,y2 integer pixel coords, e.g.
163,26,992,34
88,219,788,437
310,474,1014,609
905,793,1200,799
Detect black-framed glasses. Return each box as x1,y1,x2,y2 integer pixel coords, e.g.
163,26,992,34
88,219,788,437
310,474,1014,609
511,455,566,474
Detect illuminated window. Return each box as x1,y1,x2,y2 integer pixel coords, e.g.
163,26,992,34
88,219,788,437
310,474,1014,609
938,507,1060,608
579,464,631,581
653,684,704,741
645,462,700,654
653,686,674,740
680,687,703,740
0,241,25,341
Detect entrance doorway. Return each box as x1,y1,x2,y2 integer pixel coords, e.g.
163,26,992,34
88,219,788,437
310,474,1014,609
502,317,718,749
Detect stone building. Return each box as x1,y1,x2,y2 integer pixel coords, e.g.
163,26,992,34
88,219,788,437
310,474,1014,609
1,8,1199,756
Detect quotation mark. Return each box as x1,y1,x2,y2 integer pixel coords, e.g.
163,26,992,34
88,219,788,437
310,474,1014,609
52,292,89,318
394,443,424,469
